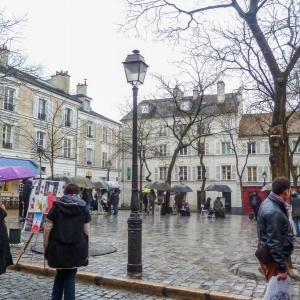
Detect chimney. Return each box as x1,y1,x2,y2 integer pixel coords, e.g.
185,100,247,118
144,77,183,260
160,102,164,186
173,85,184,100
217,81,225,103
0,45,9,65
76,79,88,96
193,86,198,100
50,71,70,93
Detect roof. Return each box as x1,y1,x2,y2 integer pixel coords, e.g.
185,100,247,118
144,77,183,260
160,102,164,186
239,112,300,137
79,108,121,125
0,157,45,175
121,92,240,121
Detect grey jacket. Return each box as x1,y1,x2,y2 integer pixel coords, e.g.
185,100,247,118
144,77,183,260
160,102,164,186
291,193,300,218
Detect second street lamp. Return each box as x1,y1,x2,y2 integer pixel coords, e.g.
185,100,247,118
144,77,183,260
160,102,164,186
106,160,112,181
122,49,149,274
262,171,267,186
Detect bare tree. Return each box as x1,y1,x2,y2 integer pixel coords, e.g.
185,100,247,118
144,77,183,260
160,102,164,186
122,0,300,179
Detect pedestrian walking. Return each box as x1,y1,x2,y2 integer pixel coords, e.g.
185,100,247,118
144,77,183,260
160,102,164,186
256,177,294,282
111,189,119,215
82,188,93,212
0,202,13,275
44,183,91,300
147,189,156,214
142,193,148,212
251,191,262,220
291,191,300,237
20,179,33,222
18,180,24,222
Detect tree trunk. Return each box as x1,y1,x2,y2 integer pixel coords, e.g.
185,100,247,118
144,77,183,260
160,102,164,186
200,176,206,207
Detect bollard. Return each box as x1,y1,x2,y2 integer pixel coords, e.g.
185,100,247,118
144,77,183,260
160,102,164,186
9,228,21,244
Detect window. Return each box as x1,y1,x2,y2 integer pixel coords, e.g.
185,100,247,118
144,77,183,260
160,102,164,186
86,148,93,165
141,105,149,114
63,138,71,158
197,123,207,135
127,167,131,180
64,108,72,127
84,99,90,111
37,131,44,148
0,181,11,192
221,142,231,154
248,143,256,154
159,145,167,156
176,123,187,134
4,88,14,111
247,167,257,182
159,125,167,137
292,141,300,153
179,147,188,156
179,166,188,180
197,166,205,180
159,167,167,180
86,123,93,138
38,99,46,120
2,124,12,149
102,126,108,142
222,166,231,180
102,152,108,168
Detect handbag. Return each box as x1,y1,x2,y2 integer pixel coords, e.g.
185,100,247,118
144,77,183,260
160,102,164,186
255,242,274,265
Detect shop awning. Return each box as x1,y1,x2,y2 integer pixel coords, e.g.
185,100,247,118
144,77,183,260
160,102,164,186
0,157,45,175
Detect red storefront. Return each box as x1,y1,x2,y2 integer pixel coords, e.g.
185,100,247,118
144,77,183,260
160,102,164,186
242,186,269,214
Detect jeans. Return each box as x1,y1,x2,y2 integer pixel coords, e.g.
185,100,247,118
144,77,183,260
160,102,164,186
51,268,77,300
293,217,300,236
113,204,118,214
85,202,91,212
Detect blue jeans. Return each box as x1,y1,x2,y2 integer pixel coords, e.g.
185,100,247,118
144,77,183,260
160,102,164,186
293,217,300,236
51,268,77,300
85,202,91,212
113,204,118,215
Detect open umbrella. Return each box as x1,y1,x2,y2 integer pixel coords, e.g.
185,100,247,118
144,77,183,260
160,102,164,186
0,166,35,182
92,180,110,190
70,176,94,188
170,184,193,193
46,174,72,184
261,182,272,192
205,184,232,193
147,180,170,191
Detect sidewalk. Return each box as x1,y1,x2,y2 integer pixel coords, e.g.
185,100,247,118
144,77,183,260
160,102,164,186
6,210,300,299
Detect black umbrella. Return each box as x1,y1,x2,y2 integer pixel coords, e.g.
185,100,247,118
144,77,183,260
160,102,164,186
46,174,72,184
170,184,193,193
146,180,170,191
205,184,232,193
92,180,110,190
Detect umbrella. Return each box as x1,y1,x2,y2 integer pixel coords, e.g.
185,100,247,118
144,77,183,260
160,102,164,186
70,176,94,188
106,181,120,188
46,174,72,184
147,180,170,191
142,188,157,193
261,182,272,192
170,184,193,193
0,166,35,182
92,180,110,190
144,182,152,188
205,184,232,193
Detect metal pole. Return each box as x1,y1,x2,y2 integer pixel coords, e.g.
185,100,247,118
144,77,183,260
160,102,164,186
127,85,142,274
75,108,79,176
108,168,110,181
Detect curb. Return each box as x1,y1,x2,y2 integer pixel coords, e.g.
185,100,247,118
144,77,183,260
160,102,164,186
9,263,262,300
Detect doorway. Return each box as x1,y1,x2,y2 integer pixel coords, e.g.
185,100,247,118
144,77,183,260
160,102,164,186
222,192,231,213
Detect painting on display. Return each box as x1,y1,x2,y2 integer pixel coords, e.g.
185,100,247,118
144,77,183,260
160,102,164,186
24,180,65,233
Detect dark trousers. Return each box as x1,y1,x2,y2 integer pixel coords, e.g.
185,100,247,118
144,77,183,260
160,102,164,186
23,204,29,219
51,268,77,300
18,197,24,217
253,206,259,220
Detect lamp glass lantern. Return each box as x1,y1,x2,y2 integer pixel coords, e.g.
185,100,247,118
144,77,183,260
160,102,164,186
262,171,267,180
122,50,149,86
106,160,112,169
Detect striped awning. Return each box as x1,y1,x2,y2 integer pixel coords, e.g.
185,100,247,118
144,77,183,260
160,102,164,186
0,157,45,175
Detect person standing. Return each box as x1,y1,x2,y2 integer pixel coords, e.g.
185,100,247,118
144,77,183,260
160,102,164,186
256,177,294,282
111,190,120,215
291,191,300,237
44,183,91,300
20,179,33,222
18,180,24,222
251,191,262,220
82,188,93,212
142,193,148,212
0,203,13,275
147,189,156,215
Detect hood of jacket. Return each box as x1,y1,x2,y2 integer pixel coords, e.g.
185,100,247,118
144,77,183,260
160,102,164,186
24,179,32,186
54,195,86,217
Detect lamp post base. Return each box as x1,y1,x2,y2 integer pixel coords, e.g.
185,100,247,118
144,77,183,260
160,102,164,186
127,211,143,273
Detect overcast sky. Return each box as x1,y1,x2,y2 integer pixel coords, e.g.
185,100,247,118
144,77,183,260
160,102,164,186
1,0,239,122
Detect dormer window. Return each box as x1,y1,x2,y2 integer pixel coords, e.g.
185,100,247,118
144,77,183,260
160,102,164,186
141,105,149,114
180,100,192,111
84,99,90,111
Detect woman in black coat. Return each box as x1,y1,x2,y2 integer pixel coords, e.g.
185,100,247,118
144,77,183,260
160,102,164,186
0,203,13,275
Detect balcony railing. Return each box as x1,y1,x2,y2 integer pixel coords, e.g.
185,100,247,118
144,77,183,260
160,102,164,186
4,103,14,111
87,134,93,138
86,161,92,165
2,142,12,149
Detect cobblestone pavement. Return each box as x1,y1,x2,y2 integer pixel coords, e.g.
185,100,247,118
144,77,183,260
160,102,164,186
6,209,300,299
0,270,169,300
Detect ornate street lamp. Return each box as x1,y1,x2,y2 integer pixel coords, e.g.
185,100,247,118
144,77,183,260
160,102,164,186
106,160,112,181
262,171,267,186
179,170,183,184
122,50,149,274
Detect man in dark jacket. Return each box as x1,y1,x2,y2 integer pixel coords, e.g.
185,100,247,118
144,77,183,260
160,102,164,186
44,183,91,300
257,177,294,282
111,190,119,215
291,191,300,237
251,191,262,220
20,179,33,222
